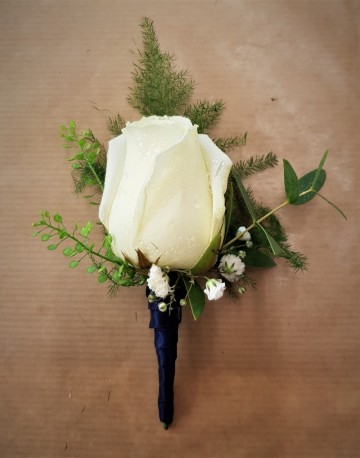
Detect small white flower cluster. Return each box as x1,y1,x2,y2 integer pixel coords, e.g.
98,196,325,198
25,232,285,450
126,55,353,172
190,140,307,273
218,254,245,282
147,264,172,299
204,279,226,300
203,224,251,301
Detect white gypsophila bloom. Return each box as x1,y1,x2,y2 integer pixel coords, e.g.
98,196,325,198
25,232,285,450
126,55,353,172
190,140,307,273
147,264,171,298
204,279,226,301
219,254,245,282
99,116,232,271
236,226,251,241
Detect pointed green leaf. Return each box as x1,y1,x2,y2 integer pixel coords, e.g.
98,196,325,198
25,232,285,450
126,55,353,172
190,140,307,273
231,169,256,222
311,149,328,189
294,169,326,205
256,224,282,256
244,250,276,268
283,159,300,204
183,277,205,320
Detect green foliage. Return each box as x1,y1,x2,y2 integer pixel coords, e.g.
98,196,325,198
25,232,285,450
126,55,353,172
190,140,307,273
295,169,326,205
214,134,247,152
61,122,106,200
128,17,195,116
232,152,278,179
283,159,300,204
32,211,147,291
183,100,225,133
107,114,126,137
183,277,205,320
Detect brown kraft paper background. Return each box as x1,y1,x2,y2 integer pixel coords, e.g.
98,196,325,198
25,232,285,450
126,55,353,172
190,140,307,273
0,1,359,457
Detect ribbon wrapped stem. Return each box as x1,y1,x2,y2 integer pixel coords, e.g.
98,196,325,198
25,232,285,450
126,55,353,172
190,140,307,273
147,284,184,429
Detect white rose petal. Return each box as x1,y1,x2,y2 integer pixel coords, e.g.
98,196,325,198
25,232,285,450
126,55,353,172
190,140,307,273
99,116,232,270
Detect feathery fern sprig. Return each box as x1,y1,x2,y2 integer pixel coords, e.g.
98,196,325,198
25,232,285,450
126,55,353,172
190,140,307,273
183,100,225,133
232,152,278,178
107,114,126,137
214,134,248,152
128,17,195,116
32,211,147,288
61,122,106,201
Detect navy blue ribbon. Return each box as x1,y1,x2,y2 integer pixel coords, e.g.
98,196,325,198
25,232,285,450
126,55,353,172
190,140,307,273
147,281,185,429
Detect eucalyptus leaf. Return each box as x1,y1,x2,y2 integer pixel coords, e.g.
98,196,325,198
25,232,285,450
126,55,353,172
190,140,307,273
183,277,205,320
294,169,326,205
311,149,328,189
256,224,282,256
244,250,276,268
283,159,300,204
231,169,256,222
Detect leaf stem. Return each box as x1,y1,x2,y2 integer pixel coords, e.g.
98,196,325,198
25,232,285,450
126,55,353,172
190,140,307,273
44,221,122,265
221,188,314,252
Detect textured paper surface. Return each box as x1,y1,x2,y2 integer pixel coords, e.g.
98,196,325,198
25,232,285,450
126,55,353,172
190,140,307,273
0,1,359,457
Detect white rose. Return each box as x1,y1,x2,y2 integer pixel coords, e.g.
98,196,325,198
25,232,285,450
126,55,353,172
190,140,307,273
99,116,232,271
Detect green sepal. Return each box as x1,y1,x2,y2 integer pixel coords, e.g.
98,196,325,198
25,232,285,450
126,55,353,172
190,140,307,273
183,277,205,320
283,159,300,204
256,223,282,256
244,250,276,268
190,230,221,275
294,169,326,205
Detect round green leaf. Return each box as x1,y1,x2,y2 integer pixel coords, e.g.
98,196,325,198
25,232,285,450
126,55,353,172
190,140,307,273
47,244,58,251
41,234,51,241
86,265,97,273
98,272,108,283
68,260,80,268
63,247,74,257
54,214,62,223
